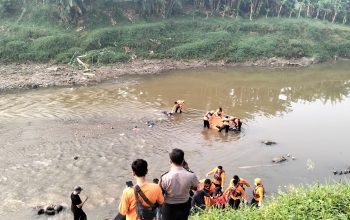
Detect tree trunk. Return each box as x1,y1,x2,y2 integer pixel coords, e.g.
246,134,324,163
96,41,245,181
306,4,310,17
265,10,268,19
315,9,319,19
332,11,337,23
343,15,347,24
289,10,293,18
249,0,254,20
236,0,241,18
278,4,283,18
298,6,302,18
323,11,327,21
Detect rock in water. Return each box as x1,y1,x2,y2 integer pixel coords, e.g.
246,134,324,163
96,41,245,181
262,141,277,145
272,156,287,163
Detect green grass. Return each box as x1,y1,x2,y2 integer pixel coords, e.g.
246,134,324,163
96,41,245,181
190,183,350,220
1,17,350,64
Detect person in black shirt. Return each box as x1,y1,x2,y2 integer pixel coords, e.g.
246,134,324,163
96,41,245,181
71,186,88,220
191,186,210,212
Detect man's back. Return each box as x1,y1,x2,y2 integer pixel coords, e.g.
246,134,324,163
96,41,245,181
161,166,198,204
118,182,164,220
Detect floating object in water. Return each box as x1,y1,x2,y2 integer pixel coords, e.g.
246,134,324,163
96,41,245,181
73,156,79,160
262,141,277,145
146,121,155,128
292,157,296,160
272,156,287,163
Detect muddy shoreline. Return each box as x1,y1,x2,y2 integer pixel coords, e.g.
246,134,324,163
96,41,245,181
0,57,317,92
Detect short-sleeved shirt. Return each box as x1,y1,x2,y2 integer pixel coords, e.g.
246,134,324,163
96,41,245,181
160,166,199,204
71,193,82,213
118,182,164,220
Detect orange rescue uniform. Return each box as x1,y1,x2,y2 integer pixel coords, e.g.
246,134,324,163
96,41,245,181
207,167,225,188
229,178,251,189
253,185,264,202
118,183,164,220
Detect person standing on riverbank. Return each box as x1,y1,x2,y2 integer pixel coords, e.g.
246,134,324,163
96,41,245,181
118,159,164,220
71,186,88,220
160,148,199,220
229,175,251,190
251,178,264,207
225,179,247,209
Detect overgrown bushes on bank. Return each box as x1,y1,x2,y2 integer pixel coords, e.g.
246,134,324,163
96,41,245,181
190,183,350,220
1,17,350,64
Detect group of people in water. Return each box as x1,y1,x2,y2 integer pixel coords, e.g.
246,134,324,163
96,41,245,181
170,100,242,133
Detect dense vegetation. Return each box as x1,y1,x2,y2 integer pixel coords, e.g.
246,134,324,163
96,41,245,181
190,183,350,220
1,1,350,64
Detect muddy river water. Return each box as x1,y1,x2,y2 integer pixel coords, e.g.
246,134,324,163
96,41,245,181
1,61,350,219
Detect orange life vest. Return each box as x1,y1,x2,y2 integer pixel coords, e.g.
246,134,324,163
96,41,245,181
214,169,224,181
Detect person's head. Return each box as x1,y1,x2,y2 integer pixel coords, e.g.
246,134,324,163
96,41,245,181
131,159,148,177
191,186,198,191
169,148,184,166
254,178,262,186
218,166,223,171
233,178,239,186
204,179,212,189
234,118,240,124
73,186,83,194
233,175,239,181
153,178,159,184
174,101,178,104
213,187,222,196
219,107,223,112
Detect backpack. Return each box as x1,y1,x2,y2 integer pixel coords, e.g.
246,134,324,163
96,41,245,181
134,185,157,220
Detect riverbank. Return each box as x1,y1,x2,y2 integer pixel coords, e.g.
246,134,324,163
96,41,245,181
0,57,317,91
190,183,350,220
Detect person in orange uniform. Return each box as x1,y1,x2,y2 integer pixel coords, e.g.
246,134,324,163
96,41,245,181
225,179,247,209
229,175,251,190
206,166,225,190
251,178,264,207
214,107,223,117
118,159,164,220
199,179,216,208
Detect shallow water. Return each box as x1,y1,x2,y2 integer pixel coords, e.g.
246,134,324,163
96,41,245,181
1,61,350,219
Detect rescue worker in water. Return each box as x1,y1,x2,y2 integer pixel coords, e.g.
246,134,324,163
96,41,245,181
172,100,185,113
231,118,242,131
206,166,225,190
203,111,214,128
217,116,231,133
251,178,265,207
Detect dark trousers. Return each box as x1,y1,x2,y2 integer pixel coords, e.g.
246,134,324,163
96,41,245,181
228,198,241,209
251,198,259,207
175,106,182,113
72,209,87,220
162,200,191,220
203,120,210,128
218,125,229,133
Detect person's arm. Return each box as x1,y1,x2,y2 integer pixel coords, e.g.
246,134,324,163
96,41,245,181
157,185,165,205
241,188,247,203
242,179,251,188
118,189,130,216
77,196,88,208
206,168,216,177
221,172,225,188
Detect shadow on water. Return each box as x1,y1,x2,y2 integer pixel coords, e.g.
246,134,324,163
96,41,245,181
0,61,350,219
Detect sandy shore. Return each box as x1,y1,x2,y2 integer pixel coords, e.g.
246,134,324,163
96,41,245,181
0,57,317,92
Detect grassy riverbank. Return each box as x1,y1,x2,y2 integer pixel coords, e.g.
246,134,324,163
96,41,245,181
1,17,350,64
190,183,350,220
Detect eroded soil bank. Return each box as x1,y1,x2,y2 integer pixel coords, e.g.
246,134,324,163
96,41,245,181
0,57,316,91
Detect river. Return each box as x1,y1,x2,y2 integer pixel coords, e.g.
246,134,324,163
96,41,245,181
0,61,350,219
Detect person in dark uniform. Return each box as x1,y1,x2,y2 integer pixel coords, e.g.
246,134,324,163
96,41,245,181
71,186,88,220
